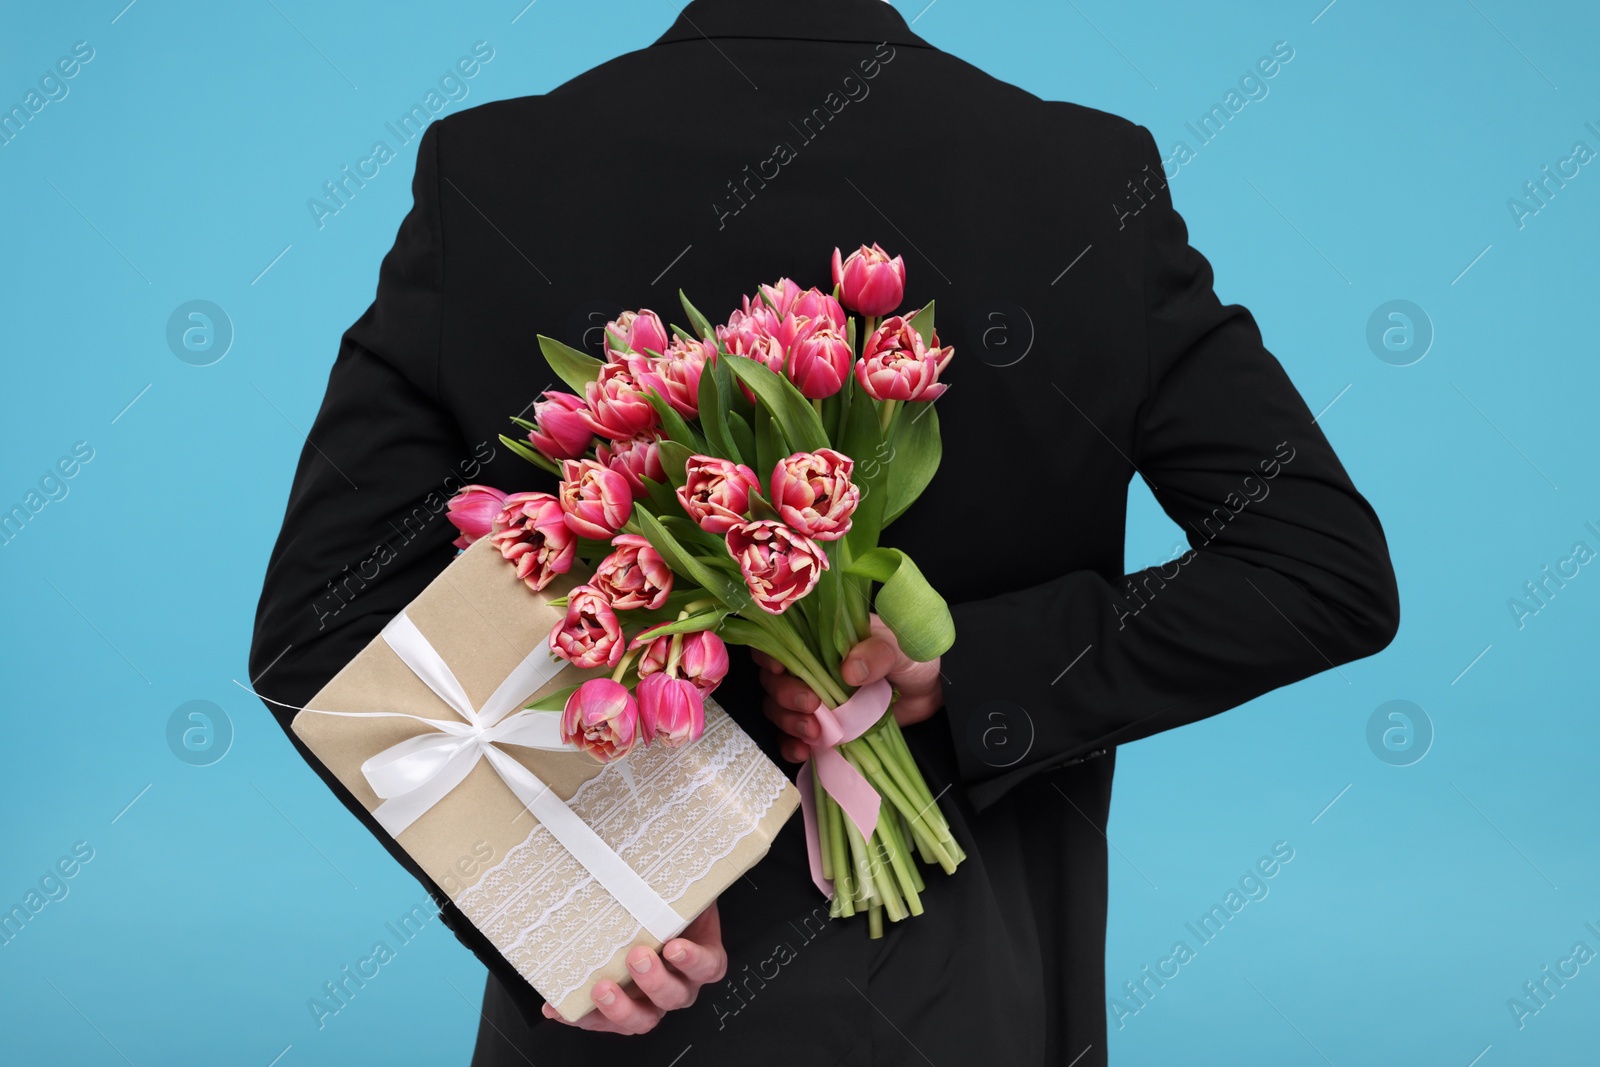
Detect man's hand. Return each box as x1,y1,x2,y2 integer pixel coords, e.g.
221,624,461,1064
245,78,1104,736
754,614,944,763
541,901,728,1034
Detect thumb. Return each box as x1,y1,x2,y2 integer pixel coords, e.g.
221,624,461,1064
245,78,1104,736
841,633,899,687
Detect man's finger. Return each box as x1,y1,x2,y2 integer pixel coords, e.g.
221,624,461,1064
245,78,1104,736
627,946,696,1011
764,673,822,713
589,979,663,1034
662,934,727,986
763,699,821,743
842,633,900,686
749,649,786,675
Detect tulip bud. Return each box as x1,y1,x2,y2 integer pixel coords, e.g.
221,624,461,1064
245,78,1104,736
487,492,576,591
561,678,640,762
831,243,906,316
445,484,507,549
549,585,627,670
637,672,705,747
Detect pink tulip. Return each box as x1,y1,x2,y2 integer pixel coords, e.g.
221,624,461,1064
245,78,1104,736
634,335,711,419
767,289,846,355
445,484,507,549
558,458,633,539
785,320,852,399
725,520,828,615
677,630,730,693
770,449,859,541
632,628,673,676
632,629,729,696
579,362,660,441
856,316,953,402
561,678,639,762
604,309,670,361
677,455,761,534
526,391,594,461
596,432,665,500
637,672,705,747
756,277,804,319
591,533,673,611
717,307,787,386
790,287,846,330
717,301,787,403
831,243,906,316
488,492,576,591
727,331,786,374
549,585,626,669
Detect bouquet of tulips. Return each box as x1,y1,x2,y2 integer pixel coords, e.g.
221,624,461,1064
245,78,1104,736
445,243,965,936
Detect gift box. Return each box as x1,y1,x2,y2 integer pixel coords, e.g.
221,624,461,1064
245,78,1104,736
291,538,800,1021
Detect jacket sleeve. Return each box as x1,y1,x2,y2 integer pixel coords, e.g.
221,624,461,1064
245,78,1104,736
246,120,548,1026
938,124,1400,813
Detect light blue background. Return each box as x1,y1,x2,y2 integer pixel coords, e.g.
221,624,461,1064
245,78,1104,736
2,2,1595,1064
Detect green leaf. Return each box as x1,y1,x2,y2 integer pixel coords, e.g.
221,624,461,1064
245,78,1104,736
679,290,715,341
656,439,695,490
538,334,605,394
661,515,722,552
726,408,756,469
754,405,783,489
632,610,729,642
905,300,936,348
632,504,753,613
723,353,829,455
498,433,561,475
746,487,782,523
642,388,707,453
716,616,792,663
696,358,743,464
524,685,580,712
839,391,887,558
816,540,844,677
842,547,954,662
637,474,681,521
882,402,941,526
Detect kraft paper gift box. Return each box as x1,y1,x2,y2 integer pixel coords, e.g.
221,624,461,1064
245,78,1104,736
291,537,800,1021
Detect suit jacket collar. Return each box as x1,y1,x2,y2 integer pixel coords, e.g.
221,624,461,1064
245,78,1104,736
653,0,935,49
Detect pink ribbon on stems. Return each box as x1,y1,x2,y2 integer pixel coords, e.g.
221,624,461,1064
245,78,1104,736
795,677,893,899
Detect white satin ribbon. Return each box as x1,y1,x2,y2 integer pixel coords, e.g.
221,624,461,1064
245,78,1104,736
303,612,686,943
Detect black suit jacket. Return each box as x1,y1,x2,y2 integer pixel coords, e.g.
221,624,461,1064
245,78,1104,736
249,2,1399,1063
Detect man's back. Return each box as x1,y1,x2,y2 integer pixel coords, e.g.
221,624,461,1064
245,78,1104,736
251,2,1398,1063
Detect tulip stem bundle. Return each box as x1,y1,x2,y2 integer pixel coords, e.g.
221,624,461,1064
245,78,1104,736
817,715,968,927
465,244,962,938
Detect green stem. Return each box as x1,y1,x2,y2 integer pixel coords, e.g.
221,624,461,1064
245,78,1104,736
609,648,639,683
835,539,872,645
894,811,927,891
846,738,956,872
826,794,854,917
873,830,907,922
769,620,850,707
840,803,876,907
878,397,897,435
876,809,922,916
865,729,932,836
812,765,832,882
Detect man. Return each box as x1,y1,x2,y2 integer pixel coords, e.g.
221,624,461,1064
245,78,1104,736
249,1,1400,1063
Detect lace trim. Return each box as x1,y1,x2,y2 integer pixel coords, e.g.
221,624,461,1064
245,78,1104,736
454,700,789,1007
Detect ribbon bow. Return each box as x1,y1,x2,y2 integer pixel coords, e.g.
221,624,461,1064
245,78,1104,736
294,612,687,942
795,678,893,899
